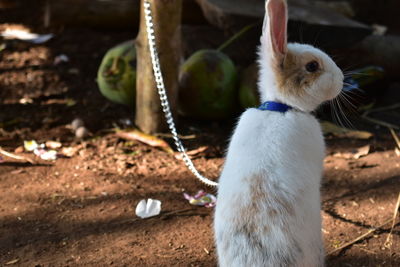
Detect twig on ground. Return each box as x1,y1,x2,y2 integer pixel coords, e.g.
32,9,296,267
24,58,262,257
112,208,207,225
389,128,400,150
363,103,400,116
354,245,377,255
0,147,35,164
156,133,196,140
161,208,209,218
161,208,197,217
361,115,400,130
327,218,393,256
384,192,400,248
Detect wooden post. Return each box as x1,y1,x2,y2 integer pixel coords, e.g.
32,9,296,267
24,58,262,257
135,0,182,134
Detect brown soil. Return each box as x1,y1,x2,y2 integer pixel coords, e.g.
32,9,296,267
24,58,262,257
0,9,399,267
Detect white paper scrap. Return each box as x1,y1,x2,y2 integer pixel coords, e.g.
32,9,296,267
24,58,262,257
1,29,54,44
135,198,162,219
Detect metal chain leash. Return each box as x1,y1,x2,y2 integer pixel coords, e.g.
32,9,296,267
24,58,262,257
143,1,218,187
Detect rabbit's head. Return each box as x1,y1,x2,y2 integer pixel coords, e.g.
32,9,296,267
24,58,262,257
258,0,344,112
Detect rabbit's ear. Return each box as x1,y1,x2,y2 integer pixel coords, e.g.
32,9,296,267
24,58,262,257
261,0,288,63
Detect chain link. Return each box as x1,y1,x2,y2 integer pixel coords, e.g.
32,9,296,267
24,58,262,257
143,1,218,187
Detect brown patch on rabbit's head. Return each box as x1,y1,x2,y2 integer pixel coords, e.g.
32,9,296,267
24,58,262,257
273,48,324,98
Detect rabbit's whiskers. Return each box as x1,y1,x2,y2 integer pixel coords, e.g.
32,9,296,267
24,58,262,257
330,87,362,129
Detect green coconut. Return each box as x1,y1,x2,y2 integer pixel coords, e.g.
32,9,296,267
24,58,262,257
179,49,238,119
97,40,136,107
239,63,261,109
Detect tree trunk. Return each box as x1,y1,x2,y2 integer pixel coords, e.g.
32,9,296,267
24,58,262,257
135,0,182,134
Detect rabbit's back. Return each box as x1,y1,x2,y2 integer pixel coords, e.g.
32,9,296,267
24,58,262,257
215,109,325,267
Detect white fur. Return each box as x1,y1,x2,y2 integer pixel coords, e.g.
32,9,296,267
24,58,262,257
214,1,343,266
215,110,325,266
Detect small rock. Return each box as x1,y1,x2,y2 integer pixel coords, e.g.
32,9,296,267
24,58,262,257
54,54,69,65
75,126,89,139
71,118,84,131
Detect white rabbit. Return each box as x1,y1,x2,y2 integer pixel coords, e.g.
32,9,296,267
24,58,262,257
214,0,344,266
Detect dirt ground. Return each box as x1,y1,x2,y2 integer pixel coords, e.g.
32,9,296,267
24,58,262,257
1,8,400,267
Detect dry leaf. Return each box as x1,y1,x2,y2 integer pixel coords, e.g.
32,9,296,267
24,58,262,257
353,145,370,159
333,152,352,159
333,145,371,159
5,259,20,265
321,121,373,139
174,146,208,160
116,129,174,154
1,28,53,43
0,146,35,164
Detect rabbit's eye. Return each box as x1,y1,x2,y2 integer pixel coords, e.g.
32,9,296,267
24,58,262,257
305,61,319,73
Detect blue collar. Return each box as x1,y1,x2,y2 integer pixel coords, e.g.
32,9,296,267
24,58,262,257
258,101,292,113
